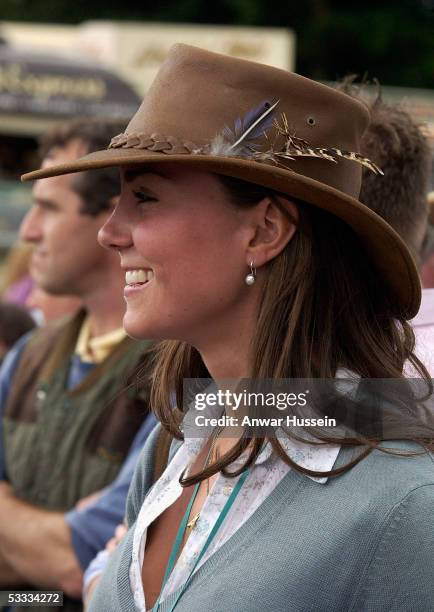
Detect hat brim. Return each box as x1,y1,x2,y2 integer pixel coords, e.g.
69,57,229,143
21,147,420,319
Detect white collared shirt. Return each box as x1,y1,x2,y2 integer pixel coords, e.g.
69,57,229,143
129,428,340,610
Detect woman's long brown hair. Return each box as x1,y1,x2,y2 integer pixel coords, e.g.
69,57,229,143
142,175,434,485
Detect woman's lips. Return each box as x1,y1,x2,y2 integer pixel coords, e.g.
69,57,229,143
125,269,154,285
124,268,154,297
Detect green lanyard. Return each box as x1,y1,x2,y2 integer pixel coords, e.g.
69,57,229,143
154,468,250,612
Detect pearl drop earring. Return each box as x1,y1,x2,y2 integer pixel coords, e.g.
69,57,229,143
245,261,256,285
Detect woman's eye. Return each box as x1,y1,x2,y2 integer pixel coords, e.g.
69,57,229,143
133,190,157,204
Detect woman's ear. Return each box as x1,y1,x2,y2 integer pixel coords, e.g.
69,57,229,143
246,195,299,267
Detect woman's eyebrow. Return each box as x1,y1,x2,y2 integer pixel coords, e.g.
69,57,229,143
124,166,169,183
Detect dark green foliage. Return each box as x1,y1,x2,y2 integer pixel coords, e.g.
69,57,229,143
0,0,433,87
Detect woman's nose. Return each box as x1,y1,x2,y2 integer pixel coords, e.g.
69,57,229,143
98,207,132,252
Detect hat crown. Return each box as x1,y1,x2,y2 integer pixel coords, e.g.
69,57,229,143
125,44,370,198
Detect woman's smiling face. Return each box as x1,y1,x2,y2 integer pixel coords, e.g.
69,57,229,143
98,163,259,345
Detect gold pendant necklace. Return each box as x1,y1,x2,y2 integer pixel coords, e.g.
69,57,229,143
186,512,201,530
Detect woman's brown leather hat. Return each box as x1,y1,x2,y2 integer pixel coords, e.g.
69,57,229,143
21,43,421,318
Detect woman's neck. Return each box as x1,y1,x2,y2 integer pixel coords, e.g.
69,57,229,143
195,298,258,381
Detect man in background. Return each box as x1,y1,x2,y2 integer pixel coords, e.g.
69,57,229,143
356,94,433,373
0,119,155,610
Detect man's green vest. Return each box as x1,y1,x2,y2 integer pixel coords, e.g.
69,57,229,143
2,311,151,611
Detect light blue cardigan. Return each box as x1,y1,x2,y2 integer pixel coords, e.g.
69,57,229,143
88,426,434,611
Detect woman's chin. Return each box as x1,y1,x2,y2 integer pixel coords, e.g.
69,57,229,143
122,312,154,340
122,312,176,342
